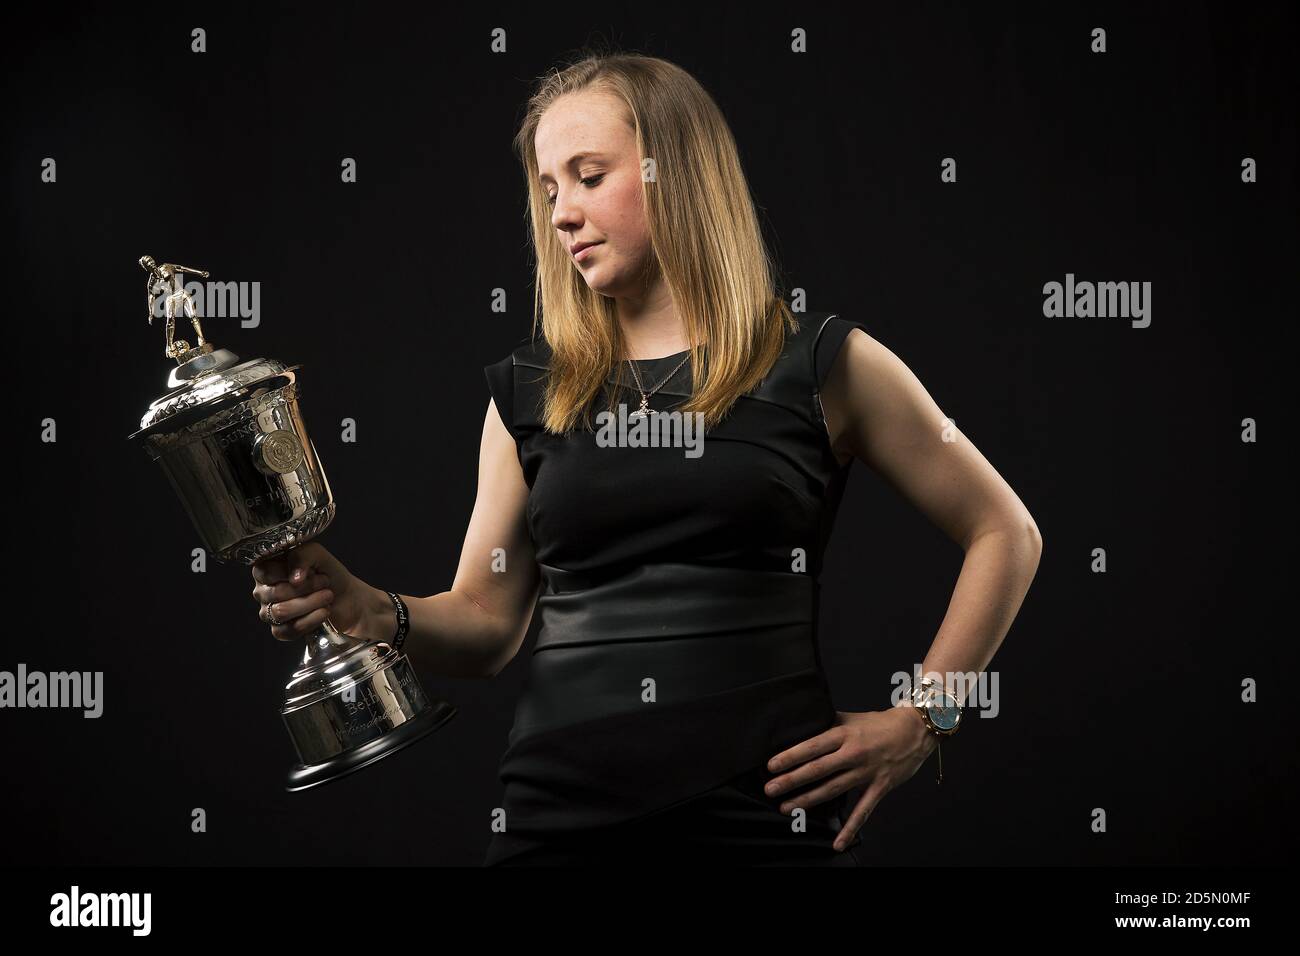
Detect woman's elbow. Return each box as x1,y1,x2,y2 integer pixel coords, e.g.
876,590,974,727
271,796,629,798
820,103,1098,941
1022,512,1044,569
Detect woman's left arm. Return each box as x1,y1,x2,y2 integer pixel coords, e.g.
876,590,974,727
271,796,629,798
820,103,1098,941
764,327,1044,850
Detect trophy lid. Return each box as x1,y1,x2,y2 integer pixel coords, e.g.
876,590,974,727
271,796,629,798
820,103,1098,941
128,256,299,439
130,350,300,437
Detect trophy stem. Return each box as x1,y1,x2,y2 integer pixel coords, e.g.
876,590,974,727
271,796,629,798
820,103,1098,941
300,615,364,667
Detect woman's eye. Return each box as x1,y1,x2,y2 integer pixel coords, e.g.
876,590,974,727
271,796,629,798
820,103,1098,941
546,175,604,206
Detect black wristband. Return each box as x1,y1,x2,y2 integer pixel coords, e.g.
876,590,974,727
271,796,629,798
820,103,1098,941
383,590,410,652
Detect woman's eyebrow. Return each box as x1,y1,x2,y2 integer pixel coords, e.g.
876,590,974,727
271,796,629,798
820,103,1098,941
538,151,608,183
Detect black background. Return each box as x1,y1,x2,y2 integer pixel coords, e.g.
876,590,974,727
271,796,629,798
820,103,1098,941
4,1,1295,867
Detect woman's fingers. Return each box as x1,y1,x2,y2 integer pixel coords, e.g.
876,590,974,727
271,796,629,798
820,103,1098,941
764,744,842,799
776,771,857,816
833,779,888,851
251,544,339,642
252,572,330,606
284,543,330,584
251,544,319,587
265,600,335,642
268,609,330,642
263,588,335,628
251,559,284,586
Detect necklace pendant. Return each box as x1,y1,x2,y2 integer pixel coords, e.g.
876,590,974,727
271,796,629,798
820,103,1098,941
629,398,650,421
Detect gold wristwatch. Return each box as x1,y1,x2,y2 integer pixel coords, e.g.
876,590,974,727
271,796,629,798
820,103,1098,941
907,676,963,785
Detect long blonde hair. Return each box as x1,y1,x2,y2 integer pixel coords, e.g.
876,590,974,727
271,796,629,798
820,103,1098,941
512,50,797,433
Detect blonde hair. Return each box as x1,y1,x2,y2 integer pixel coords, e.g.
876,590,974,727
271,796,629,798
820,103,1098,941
512,50,797,433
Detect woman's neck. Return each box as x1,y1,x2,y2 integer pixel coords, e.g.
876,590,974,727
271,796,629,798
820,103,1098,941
615,282,692,360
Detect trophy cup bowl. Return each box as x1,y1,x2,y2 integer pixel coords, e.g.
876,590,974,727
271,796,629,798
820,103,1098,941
129,257,455,792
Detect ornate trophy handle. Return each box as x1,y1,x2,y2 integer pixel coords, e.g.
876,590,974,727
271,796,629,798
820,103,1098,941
139,254,213,363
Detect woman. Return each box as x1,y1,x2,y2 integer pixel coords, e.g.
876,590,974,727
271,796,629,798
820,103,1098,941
250,52,1043,866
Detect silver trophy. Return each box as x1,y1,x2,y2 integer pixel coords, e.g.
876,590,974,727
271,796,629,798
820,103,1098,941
128,255,455,791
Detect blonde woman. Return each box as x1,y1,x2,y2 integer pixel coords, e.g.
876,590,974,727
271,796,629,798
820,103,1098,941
251,52,1042,866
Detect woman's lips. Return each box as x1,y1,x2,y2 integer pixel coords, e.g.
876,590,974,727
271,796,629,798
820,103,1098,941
574,242,601,262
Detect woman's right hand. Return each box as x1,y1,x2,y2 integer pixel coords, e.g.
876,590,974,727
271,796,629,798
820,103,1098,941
251,542,364,641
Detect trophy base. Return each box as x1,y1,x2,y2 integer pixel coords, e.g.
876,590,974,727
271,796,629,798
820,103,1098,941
281,632,457,793
285,698,457,792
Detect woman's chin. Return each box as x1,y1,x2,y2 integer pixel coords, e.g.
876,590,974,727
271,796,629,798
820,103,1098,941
582,274,617,295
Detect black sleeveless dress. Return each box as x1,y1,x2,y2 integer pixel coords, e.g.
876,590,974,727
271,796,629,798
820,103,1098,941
481,311,868,866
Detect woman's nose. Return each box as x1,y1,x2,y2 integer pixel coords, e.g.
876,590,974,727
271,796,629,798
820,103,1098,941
549,194,582,229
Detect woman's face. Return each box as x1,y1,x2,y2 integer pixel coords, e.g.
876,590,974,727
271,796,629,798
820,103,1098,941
535,89,654,298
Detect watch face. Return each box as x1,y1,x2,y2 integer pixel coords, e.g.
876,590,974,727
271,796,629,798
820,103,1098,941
929,699,961,731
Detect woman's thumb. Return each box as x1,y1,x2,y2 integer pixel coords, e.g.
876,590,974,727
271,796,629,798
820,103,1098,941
287,541,332,584
285,545,311,584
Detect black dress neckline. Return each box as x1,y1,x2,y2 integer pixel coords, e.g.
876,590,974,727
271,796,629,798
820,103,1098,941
624,337,711,361
624,347,692,363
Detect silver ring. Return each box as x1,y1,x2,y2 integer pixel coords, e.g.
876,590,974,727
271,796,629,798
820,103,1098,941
265,602,282,626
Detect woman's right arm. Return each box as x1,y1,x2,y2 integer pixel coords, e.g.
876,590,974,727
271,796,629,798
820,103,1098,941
363,395,541,677
252,395,540,679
